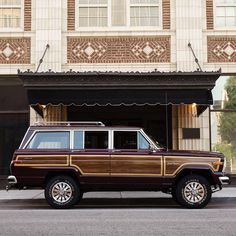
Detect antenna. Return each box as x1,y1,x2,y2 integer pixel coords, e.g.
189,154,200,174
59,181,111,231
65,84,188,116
188,42,203,72
36,44,50,73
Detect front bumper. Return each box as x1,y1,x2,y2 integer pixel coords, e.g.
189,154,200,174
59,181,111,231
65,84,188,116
219,176,230,185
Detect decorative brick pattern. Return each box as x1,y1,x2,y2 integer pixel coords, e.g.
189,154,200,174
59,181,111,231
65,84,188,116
162,0,170,30
24,0,31,31
67,36,170,63
0,38,31,64
67,0,75,31
208,37,236,62
206,0,214,30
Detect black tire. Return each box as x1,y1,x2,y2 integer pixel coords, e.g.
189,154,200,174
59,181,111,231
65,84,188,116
45,175,80,209
175,175,212,209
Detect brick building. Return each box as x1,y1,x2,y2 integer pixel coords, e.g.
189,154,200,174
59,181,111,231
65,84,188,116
0,0,235,174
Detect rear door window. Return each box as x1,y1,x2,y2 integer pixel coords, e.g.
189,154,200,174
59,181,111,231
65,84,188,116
26,131,70,149
84,131,108,149
114,131,137,149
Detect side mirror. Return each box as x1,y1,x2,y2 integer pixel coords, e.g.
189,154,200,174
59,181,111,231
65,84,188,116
149,144,157,152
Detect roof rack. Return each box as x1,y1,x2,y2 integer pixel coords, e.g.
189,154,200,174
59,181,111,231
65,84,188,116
33,121,105,126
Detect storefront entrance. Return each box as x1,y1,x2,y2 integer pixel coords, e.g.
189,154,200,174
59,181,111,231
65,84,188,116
67,105,172,148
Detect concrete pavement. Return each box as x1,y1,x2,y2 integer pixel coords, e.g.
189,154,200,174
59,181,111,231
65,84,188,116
0,187,236,200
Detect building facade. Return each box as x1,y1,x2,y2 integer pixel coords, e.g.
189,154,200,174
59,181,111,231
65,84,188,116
0,0,236,174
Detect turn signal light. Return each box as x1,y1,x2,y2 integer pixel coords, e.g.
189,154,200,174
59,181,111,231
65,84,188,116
212,161,223,165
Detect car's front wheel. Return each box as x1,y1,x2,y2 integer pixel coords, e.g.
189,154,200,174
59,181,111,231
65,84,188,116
45,175,80,209
175,174,212,209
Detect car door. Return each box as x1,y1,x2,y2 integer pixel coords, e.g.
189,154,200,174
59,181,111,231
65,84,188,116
70,130,110,184
110,130,163,188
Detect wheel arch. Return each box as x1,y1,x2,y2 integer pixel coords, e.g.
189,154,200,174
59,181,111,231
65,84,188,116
43,169,80,187
173,167,216,186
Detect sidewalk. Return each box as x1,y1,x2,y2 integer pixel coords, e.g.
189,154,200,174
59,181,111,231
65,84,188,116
0,188,236,200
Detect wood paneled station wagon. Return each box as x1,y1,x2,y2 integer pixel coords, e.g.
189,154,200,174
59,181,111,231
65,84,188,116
7,121,229,209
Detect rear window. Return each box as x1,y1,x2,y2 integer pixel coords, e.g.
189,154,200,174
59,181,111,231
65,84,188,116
26,131,70,149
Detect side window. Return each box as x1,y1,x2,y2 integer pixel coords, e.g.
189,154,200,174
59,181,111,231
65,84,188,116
84,131,108,149
26,132,70,149
114,131,137,149
74,131,84,149
138,132,150,149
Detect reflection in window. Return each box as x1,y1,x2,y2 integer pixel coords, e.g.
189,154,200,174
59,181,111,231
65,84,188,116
138,132,150,149
74,131,84,149
215,0,236,27
114,131,137,149
0,0,21,28
85,131,108,149
26,132,70,149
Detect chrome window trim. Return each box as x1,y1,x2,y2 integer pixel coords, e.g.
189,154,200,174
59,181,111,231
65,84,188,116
23,130,36,149
140,129,159,150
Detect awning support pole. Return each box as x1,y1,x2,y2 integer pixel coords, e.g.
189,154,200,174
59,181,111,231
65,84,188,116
165,92,169,151
36,44,50,73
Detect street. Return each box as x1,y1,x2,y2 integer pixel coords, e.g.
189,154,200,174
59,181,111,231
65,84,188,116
0,196,236,236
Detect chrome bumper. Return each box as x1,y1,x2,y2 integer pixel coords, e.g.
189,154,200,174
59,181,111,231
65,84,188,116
219,176,230,185
7,175,17,185
6,175,18,191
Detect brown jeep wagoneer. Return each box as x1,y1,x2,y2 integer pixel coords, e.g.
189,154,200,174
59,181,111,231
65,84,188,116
7,121,229,209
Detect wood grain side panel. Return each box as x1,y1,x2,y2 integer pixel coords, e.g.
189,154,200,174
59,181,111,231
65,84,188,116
164,156,221,176
15,155,69,166
111,155,162,176
70,155,110,175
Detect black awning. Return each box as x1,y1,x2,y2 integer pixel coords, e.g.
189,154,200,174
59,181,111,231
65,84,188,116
18,70,221,106
27,89,213,106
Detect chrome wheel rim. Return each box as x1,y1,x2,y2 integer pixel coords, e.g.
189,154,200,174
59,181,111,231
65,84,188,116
51,182,73,203
183,181,205,203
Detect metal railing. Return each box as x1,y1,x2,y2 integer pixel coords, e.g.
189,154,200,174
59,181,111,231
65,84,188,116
33,121,105,126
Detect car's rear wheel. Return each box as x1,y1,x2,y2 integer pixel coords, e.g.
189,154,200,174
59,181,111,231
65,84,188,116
175,175,212,209
45,175,80,209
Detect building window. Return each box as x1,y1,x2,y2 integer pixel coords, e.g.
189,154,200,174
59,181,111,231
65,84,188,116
78,0,108,27
215,0,236,27
0,0,22,29
76,0,161,29
130,0,160,27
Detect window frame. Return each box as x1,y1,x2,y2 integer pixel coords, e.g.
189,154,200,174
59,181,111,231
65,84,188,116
111,129,155,150
24,130,71,150
72,129,112,150
0,0,24,32
76,0,108,28
129,0,161,28
214,0,236,28
75,0,162,31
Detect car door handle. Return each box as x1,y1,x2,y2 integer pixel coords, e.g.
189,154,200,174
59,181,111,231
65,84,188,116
112,150,121,152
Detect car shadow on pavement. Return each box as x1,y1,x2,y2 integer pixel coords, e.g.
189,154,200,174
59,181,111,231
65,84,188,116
0,197,236,210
